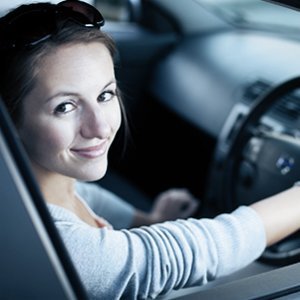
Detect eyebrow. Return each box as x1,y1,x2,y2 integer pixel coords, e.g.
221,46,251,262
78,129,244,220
102,80,117,91
45,79,117,103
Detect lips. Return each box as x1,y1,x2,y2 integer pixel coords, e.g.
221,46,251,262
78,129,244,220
71,142,108,159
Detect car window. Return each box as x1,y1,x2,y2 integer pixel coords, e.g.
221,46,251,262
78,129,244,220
94,0,130,22
197,0,300,33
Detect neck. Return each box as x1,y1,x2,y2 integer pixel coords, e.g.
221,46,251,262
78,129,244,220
30,161,76,207
29,161,102,228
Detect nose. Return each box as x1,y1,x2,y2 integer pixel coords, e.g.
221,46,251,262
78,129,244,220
80,105,111,139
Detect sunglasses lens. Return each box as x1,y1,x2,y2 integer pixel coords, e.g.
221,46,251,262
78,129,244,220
59,0,104,28
7,10,56,47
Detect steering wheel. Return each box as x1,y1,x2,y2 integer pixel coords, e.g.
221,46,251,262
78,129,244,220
208,76,300,265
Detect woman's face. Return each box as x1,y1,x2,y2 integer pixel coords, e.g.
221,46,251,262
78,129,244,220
18,42,121,181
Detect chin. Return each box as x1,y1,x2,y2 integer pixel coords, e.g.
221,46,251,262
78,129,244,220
75,164,108,182
75,173,106,182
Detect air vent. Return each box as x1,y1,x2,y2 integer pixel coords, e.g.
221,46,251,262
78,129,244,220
242,79,300,122
275,94,300,121
242,80,271,103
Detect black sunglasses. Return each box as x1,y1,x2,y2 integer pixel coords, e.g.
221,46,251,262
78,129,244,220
0,0,105,49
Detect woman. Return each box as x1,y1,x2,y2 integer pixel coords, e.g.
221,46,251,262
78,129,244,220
0,1,300,299
0,1,199,231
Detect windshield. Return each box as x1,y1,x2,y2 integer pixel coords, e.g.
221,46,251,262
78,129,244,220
197,0,300,33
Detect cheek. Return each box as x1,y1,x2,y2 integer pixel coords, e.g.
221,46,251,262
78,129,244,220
19,122,71,162
111,101,122,133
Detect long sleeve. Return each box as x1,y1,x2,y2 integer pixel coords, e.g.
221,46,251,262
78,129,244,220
47,205,266,300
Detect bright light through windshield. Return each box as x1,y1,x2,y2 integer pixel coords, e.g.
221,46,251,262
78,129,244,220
196,0,300,32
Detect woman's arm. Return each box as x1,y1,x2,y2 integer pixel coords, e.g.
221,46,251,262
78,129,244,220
50,205,265,299
251,184,300,246
55,184,300,299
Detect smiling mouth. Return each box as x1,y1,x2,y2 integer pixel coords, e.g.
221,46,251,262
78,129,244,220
71,142,108,159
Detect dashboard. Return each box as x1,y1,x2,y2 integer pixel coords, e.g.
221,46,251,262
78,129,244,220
150,29,300,137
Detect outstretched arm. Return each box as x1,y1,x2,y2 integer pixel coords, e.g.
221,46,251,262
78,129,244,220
251,184,300,246
54,184,300,299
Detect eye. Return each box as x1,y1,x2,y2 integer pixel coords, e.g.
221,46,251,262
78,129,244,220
54,102,76,115
98,90,116,103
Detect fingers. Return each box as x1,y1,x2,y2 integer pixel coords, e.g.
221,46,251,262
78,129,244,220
152,188,200,222
179,197,199,218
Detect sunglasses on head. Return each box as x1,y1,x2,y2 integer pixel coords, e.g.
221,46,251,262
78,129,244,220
0,0,105,49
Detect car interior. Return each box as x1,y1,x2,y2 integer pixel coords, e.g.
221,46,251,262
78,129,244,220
2,0,300,298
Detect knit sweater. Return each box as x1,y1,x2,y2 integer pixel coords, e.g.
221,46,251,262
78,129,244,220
47,184,266,299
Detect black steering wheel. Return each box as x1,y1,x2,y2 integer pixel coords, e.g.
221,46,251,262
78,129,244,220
207,76,300,265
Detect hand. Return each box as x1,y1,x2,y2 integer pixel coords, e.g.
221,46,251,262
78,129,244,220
150,188,200,223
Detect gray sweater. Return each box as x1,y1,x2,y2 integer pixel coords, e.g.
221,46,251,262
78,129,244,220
47,183,266,299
